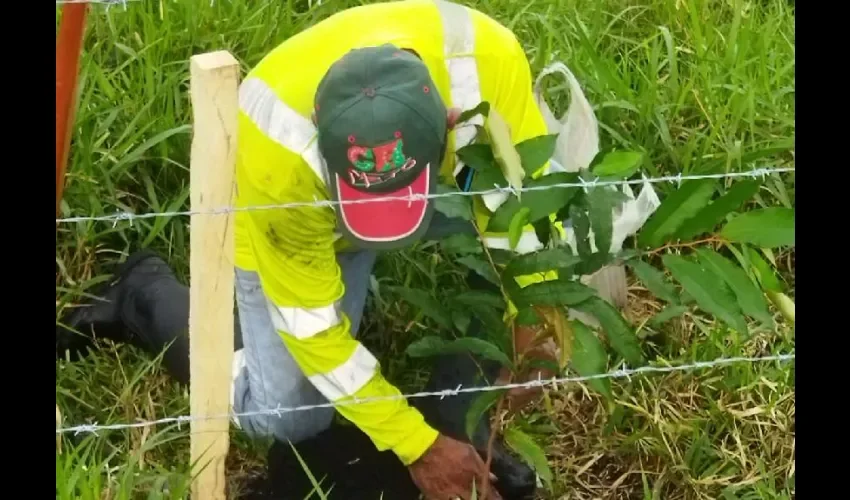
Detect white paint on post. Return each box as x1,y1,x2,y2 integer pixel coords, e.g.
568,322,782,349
188,50,239,500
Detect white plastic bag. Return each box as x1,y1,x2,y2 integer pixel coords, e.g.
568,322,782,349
533,61,661,255
532,61,661,312
535,62,600,174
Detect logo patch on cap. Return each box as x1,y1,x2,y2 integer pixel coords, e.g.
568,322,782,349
346,132,417,189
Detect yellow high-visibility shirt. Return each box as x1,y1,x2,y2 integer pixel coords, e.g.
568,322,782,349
234,0,555,466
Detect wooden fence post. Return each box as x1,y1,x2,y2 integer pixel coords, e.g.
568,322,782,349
188,50,239,500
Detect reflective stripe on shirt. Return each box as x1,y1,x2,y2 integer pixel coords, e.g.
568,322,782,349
238,78,328,185
308,344,379,401
435,0,484,176
266,298,343,339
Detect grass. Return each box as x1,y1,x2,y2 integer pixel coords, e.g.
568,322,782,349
56,0,795,498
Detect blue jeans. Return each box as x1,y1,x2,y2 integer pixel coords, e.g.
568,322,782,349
231,212,475,443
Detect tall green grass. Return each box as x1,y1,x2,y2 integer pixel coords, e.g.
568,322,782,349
56,0,794,498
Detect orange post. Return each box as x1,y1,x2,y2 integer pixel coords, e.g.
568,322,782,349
56,3,88,218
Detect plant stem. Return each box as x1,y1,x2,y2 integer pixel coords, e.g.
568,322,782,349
480,373,511,500
469,212,518,500
647,236,728,256
470,221,520,367
472,224,511,302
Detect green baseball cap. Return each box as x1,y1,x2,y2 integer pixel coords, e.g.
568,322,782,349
314,44,448,249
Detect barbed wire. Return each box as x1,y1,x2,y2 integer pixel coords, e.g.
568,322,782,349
56,166,794,225
56,352,794,435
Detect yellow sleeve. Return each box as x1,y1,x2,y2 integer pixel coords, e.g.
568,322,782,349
487,33,551,178
236,116,438,466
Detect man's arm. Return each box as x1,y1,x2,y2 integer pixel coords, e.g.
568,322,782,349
236,119,438,466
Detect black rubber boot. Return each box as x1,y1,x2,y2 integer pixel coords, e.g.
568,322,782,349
56,250,243,386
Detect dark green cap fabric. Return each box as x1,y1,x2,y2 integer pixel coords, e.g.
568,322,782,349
314,44,448,249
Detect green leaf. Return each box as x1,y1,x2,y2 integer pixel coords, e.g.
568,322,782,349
455,291,506,310
515,307,541,326
694,248,774,327
405,336,448,358
554,191,577,224
515,134,558,176
767,291,795,325
570,320,612,399
589,183,631,207
461,302,510,354
504,427,553,488
456,101,490,124
450,338,513,368
649,305,690,326
388,287,452,329
526,358,562,375
503,248,582,279
587,147,612,171
487,248,515,266
638,179,717,248
440,233,482,255
486,173,581,232
469,161,508,192
456,144,498,173
532,217,552,249
452,309,471,335
457,255,500,286
574,252,612,276
745,246,783,293
487,109,525,198
572,296,645,366
569,201,593,258
590,151,643,179
587,188,615,255
661,255,749,335
434,184,473,221
406,337,512,368
512,280,597,308
627,260,680,304
674,180,760,241
465,391,503,441
720,207,795,248
508,207,531,250
616,249,641,261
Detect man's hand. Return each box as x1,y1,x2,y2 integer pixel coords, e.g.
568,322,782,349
408,434,503,500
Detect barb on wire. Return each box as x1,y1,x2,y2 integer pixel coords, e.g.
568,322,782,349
56,352,795,436
55,167,795,225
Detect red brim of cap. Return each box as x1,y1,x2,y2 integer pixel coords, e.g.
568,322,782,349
335,164,431,243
